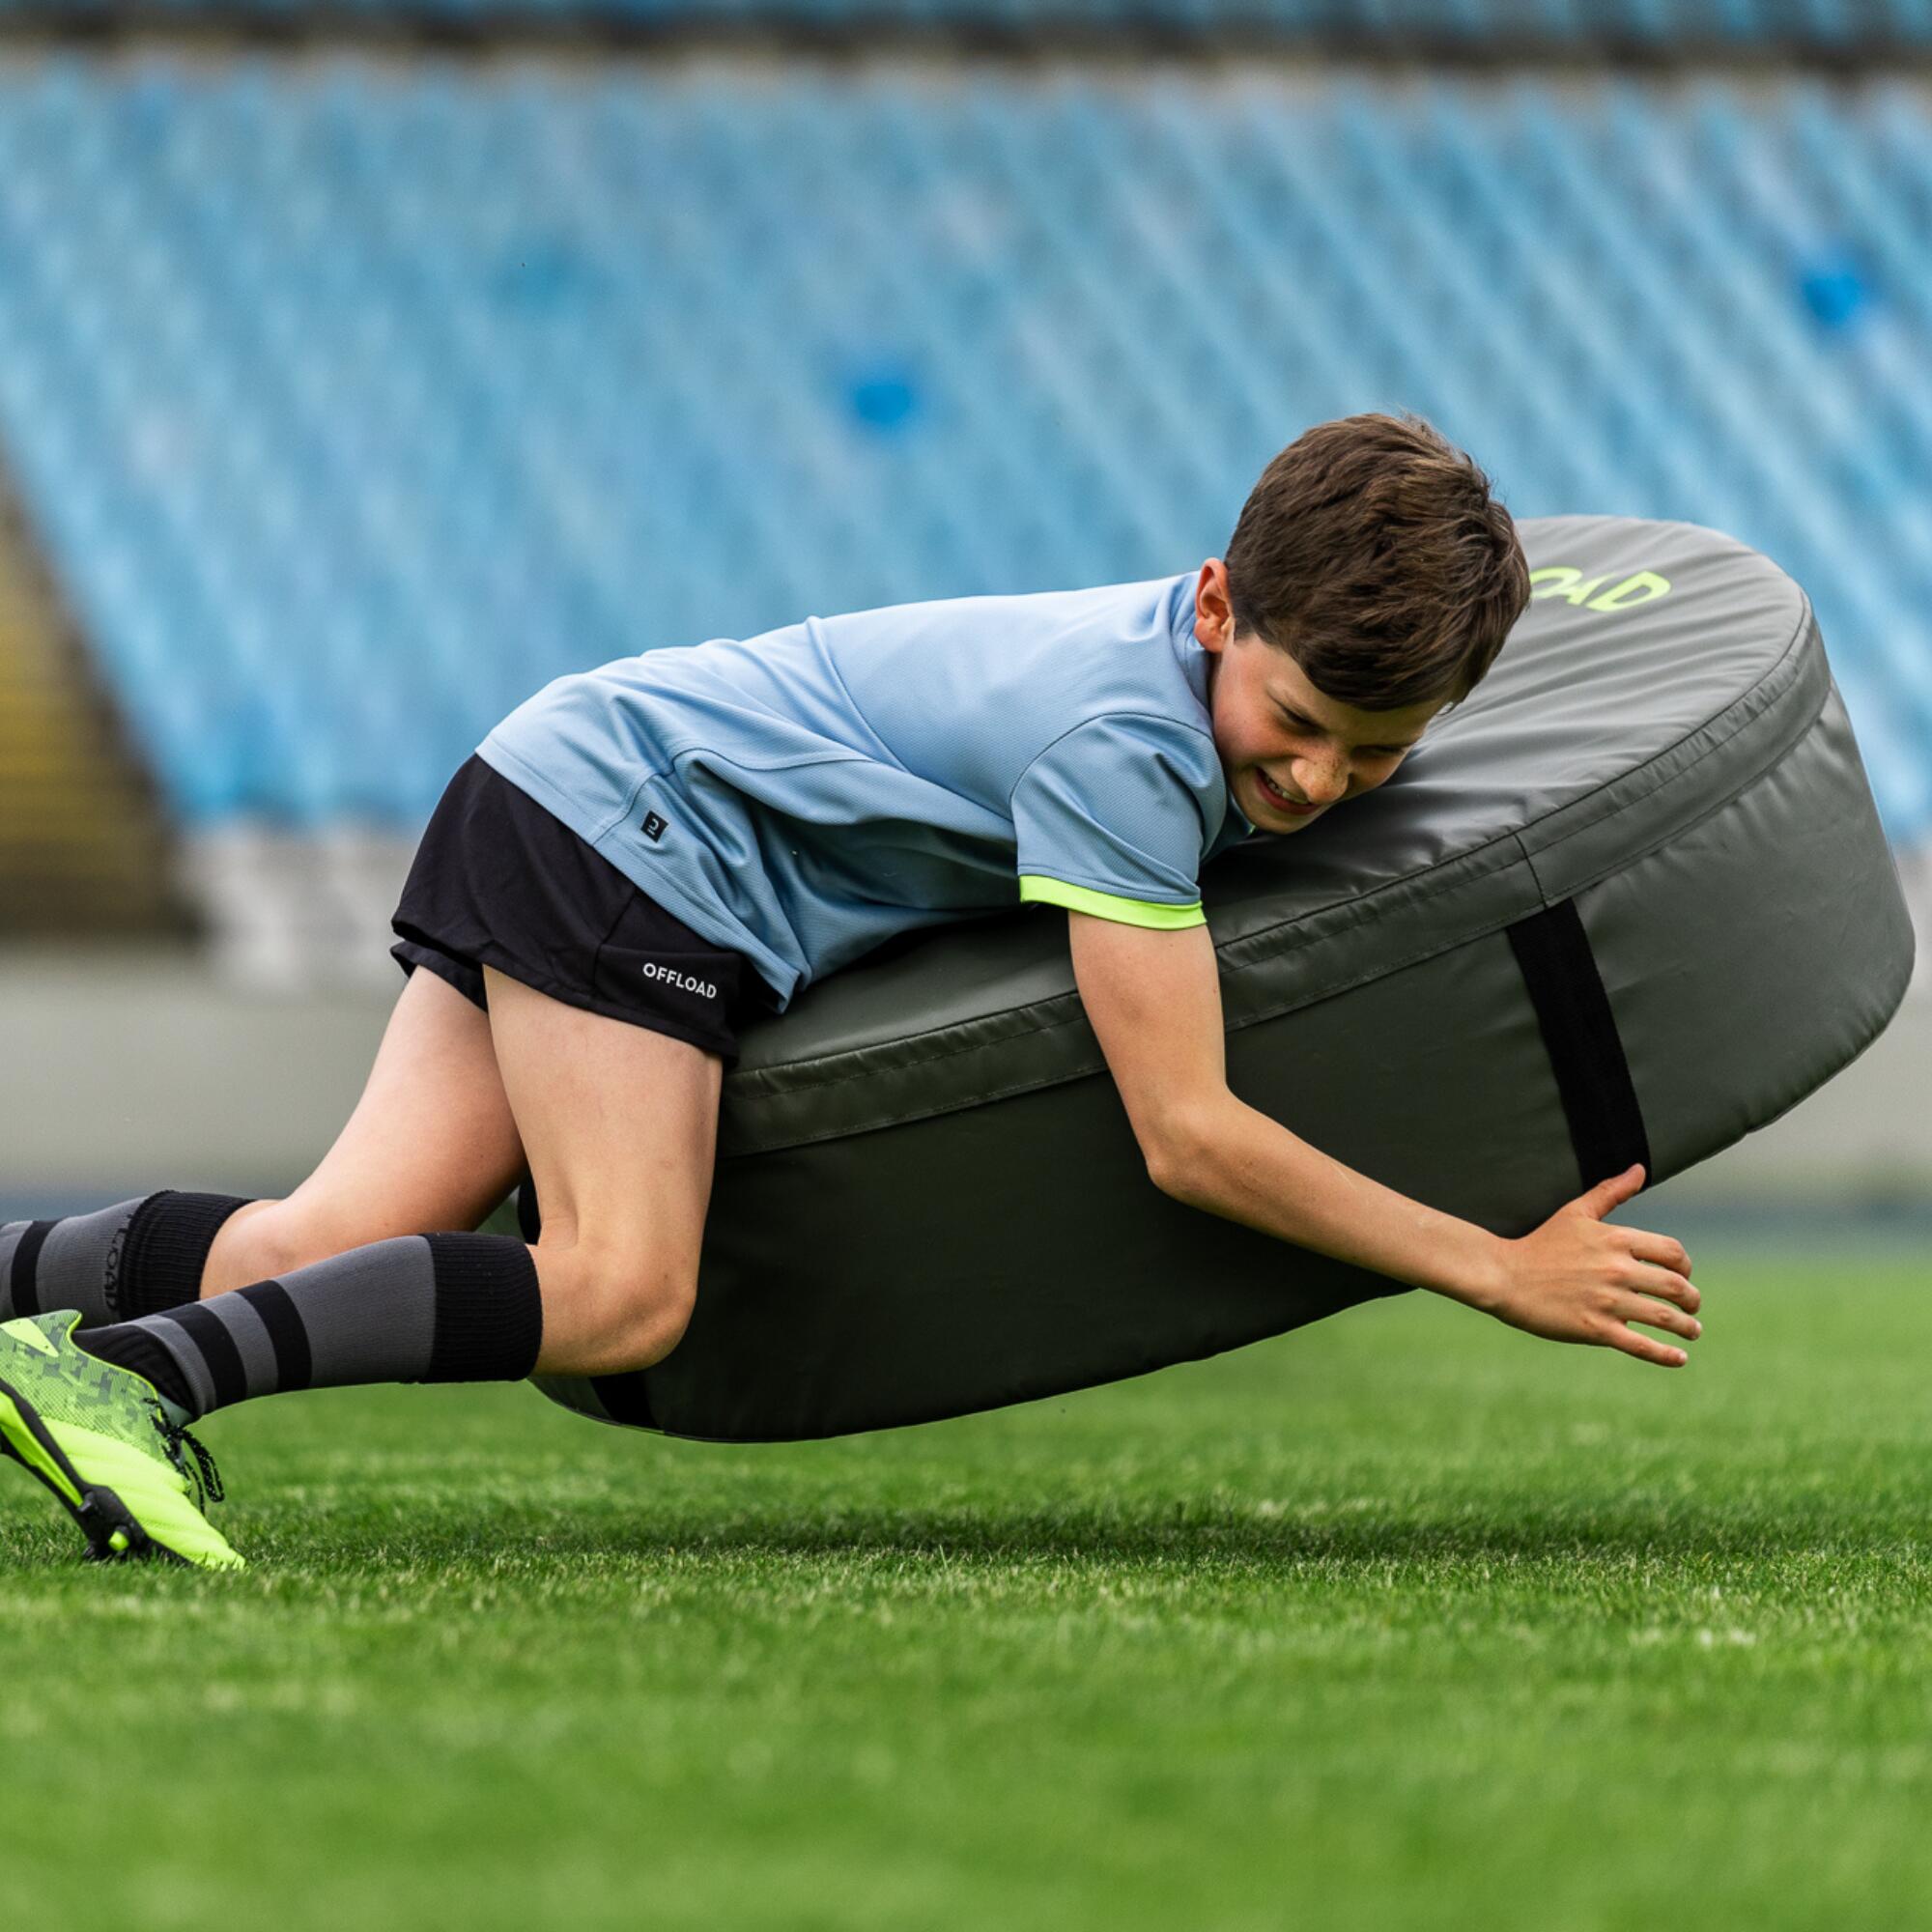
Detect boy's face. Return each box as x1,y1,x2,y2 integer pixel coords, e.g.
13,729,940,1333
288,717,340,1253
1192,558,1448,834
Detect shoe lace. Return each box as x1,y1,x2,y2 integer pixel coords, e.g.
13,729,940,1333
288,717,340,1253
146,1401,226,1511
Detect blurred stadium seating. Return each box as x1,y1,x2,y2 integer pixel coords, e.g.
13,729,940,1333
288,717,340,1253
0,54,1926,980
2,1,1932,40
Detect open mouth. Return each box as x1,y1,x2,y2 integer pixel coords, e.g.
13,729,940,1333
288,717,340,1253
1257,769,1320,814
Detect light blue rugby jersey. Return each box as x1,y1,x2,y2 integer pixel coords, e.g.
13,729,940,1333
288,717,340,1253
476,571,1259,1013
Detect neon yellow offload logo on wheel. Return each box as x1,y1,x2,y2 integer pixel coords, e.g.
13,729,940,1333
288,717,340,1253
1528,567,1672,611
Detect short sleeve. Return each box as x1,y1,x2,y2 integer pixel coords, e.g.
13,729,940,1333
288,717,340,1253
1009,713,1223,930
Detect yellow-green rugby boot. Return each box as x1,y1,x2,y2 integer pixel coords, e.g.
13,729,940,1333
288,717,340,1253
0,1311,243,1571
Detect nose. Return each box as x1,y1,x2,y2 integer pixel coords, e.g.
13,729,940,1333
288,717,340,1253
1293,758,1350,806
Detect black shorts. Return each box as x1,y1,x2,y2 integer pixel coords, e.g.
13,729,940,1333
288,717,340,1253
390,754,771,1068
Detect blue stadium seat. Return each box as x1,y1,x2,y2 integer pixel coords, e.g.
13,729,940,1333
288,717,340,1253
0,62,1924,842
4,0,1932,33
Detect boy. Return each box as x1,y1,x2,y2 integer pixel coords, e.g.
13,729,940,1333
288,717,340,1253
0,412,1699,1571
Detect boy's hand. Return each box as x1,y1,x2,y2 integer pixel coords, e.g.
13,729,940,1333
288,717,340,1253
1485,1164,1702,1368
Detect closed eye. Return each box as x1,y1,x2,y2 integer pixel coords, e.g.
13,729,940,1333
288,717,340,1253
1276,706,1416,758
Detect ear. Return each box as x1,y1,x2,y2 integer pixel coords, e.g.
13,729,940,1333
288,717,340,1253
1194,559,1235,654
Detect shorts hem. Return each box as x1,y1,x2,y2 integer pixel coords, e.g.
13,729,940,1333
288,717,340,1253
395,927,738,1063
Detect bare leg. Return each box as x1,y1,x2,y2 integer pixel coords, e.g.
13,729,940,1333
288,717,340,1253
481,965,723,1378
200,968,527,1297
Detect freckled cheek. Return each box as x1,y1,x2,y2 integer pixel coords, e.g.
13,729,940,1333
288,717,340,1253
1229,726,1279,769
1251,721,1302,763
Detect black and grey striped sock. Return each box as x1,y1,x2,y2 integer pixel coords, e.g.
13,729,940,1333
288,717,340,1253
75,1233,544,1420
0,1192,254,1328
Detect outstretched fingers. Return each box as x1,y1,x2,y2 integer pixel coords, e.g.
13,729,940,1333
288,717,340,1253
1600,1314,1692,1376
1601,1284,1702,1367
1626,1259,1700,1317
1623,1290,1701,1342
1605,1323,1691,1367
1624,1227,1697,1293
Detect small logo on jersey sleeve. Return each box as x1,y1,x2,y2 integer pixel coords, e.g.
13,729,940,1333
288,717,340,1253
641,810,668,842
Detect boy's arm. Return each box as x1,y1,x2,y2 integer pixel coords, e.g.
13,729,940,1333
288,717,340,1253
1065,910,1703,1368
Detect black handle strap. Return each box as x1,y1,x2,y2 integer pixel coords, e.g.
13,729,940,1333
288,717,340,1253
1505,897,1653,1194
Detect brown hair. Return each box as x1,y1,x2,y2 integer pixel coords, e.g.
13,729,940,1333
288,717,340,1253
1222,412,1530,711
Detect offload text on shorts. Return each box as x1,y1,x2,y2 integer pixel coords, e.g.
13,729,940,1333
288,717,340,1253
641,961,719,1000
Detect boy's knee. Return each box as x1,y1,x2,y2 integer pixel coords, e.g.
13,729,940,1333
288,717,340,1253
203,1199,305,1296
619,1290,695,1370
207,1199,386,1296
539,1236,697,1375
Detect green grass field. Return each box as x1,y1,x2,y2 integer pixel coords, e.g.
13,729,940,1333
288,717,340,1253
2,1236,1927,1931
